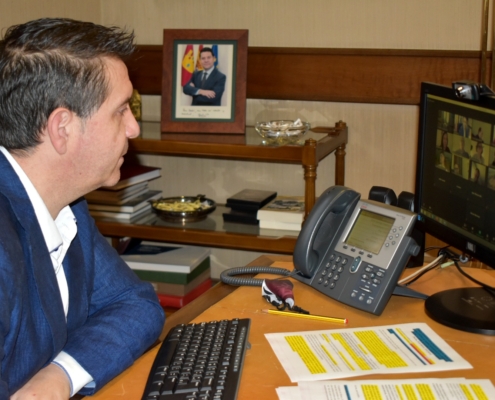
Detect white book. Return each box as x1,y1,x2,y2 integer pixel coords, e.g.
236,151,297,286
88,190,162,213
89,205,152,221
257,196,305,224
121,243,211,273
259,219,302,231
85,182,149,205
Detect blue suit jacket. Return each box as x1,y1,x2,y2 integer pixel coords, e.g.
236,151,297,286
0,152,165,396
183,68,226,106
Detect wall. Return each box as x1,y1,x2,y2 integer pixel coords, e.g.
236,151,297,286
0,0,491,277
0,0,101,27
101,0,484,49
96,0,487,201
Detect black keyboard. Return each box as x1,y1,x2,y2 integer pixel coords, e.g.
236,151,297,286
142,318,251,400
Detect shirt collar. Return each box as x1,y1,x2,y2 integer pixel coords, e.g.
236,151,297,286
203,66,214,75
0,146,76,257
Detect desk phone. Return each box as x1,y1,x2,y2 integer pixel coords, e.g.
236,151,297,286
293,186,423,315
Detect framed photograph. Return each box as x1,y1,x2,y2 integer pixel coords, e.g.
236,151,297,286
161,29,248,136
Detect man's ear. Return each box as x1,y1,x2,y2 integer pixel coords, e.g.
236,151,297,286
46,108,75,155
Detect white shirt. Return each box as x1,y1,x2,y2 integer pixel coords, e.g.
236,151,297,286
0,147,93,395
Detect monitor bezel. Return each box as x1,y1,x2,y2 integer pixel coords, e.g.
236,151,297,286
414,81,495,269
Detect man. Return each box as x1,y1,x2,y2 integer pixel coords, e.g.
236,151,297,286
183,47,226,106
457,116,472,137
454,137,470,158
471,142,485,164
0,18,165,398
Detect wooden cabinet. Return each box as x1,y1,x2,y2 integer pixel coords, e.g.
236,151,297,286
94,122,348,254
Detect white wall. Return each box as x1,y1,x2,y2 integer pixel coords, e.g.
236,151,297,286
0,0,101,27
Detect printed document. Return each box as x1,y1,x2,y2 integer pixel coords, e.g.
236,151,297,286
276,378,495,400
265,323,472,382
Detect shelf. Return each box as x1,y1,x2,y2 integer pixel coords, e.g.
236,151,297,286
131,121,347,214
131,123,347,165
95,205,298,254
96,121,348,254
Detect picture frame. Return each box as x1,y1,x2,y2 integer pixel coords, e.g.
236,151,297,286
161,29,248,137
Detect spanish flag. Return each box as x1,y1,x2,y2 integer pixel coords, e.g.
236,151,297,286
181,44,194,86
195,44,204,71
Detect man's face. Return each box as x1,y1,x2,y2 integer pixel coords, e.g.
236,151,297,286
72,57,139,191
200,51,215,70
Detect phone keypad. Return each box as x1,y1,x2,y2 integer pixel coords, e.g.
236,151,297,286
316,253,349,289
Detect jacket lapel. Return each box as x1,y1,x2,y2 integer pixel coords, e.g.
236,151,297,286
63,236,88,331
0,152,67,352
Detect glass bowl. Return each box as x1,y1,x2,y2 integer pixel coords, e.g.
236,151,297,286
255,119,311,145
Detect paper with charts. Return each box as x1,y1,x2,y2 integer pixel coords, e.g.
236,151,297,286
276,378,495,400
265,323,472,382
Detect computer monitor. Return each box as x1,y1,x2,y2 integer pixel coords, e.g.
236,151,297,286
414,81,495,335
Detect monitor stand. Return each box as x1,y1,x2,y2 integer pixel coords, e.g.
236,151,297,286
424,287,495,336
393,284,428,299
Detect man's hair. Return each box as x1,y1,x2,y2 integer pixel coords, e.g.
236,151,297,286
0,18,135,151
200,47,215,57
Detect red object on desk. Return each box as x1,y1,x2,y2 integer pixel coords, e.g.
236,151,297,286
157,279,212,308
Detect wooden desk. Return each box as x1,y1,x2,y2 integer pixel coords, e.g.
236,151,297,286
88,256,495,399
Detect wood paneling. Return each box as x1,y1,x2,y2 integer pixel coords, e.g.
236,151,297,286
126,45,488,105
126,45,164,96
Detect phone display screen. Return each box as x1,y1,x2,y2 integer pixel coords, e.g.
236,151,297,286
345,209,395,254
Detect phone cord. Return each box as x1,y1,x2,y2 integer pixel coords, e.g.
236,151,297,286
219,266,293,287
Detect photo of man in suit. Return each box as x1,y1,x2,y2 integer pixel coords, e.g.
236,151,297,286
183,47,226,106
0,18,164,398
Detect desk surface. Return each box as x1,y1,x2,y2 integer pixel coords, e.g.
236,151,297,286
88,256,495,399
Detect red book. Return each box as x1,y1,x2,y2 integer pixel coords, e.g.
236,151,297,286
157,279,212,308
104,163,161,191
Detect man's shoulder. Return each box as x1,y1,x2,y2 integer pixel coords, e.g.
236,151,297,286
212,68,226,78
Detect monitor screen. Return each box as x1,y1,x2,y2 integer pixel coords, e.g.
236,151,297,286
414,82,495,269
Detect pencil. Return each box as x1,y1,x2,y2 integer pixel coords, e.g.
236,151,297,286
261,309,348,324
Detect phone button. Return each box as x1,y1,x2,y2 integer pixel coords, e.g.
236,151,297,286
350,256,361,273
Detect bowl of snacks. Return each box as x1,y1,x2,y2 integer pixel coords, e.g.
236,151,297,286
151,194,216,222
255,119,311,145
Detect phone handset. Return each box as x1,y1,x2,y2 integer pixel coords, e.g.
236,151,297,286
293,186,360,279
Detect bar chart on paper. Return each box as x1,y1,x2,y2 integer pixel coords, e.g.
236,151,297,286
265,323,472,382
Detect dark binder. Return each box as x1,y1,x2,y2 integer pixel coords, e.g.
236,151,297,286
226,189,277,212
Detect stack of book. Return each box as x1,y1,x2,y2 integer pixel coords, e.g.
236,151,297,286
222,189,277,225
86,162,162,222
121,241,212,308
256,195,305,231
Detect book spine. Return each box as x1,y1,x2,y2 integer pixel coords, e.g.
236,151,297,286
256,210,303,223
151,269,211,296
132,258,210,284
156,279,212,308
259,220,301,231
